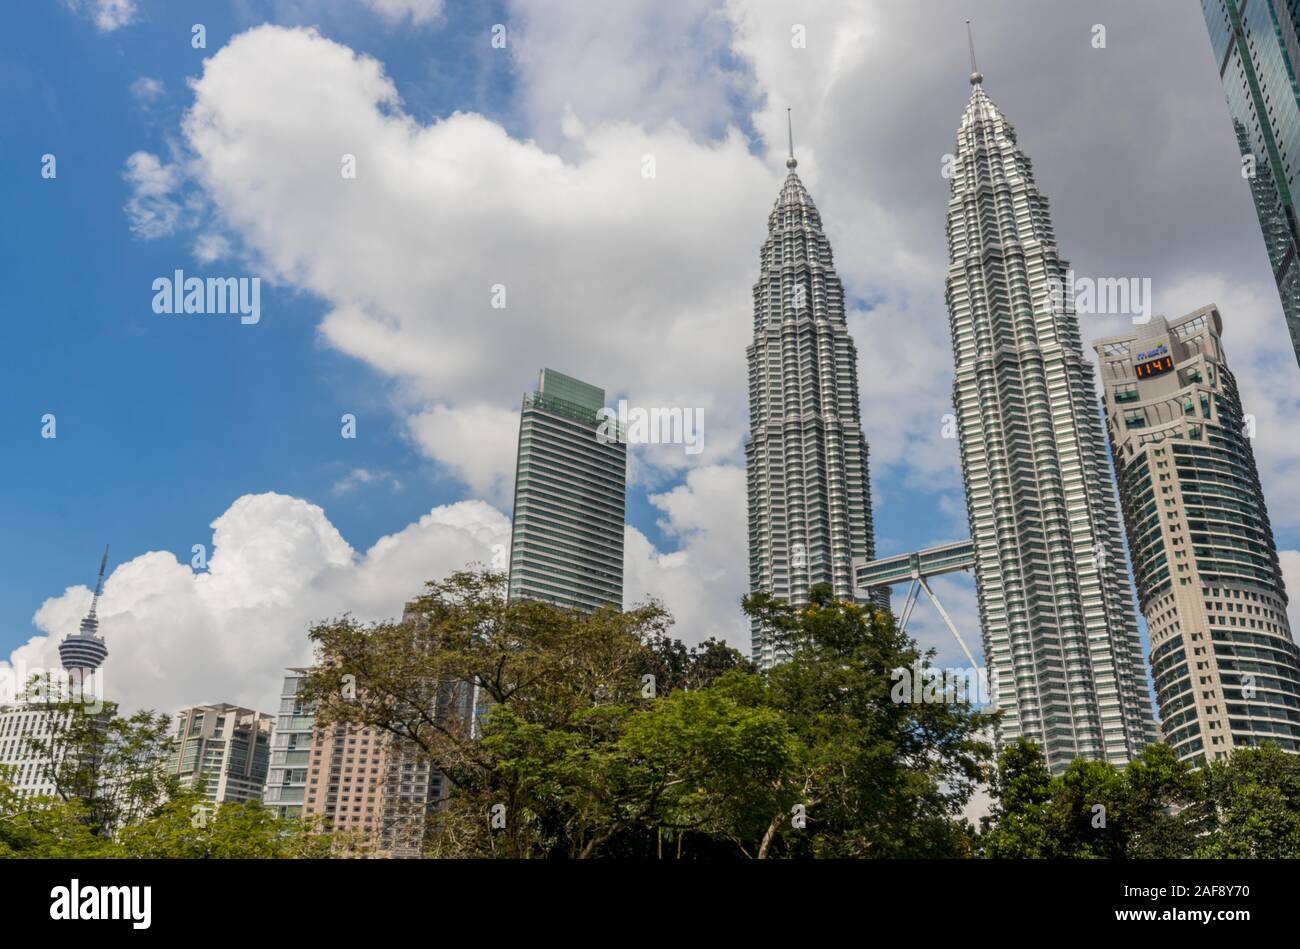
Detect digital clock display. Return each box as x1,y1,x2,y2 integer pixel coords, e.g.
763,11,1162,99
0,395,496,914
1134,355,1175,379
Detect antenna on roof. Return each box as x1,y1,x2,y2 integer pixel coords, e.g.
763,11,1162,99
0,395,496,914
88,545,109,620
966,19,984,86
786,108,797,170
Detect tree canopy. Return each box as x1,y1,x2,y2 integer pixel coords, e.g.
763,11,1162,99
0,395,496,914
6,566,1300,860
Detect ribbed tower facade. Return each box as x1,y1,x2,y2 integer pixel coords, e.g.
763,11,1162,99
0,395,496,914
1096,307,1300,763
58,547,110,677
507,368,627,612
745,147,881,669
945,71,1156,771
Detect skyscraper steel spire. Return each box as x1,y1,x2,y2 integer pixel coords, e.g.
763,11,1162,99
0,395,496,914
944,59,1156,771
745,136,882,668
966,19,982,86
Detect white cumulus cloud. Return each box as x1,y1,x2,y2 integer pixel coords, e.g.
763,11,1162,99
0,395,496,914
5,494,510,715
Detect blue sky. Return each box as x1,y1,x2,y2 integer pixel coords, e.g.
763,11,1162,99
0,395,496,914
2,2,779,708
3,0,1299,715
1,0,525,647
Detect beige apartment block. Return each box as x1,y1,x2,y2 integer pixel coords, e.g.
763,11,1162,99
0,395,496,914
166,703,273,804
1095,305,1300,763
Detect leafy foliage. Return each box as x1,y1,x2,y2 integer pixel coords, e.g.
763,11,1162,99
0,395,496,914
0,683,330,859
976,738,1300,858
8,566,1300,860
303,572,995,858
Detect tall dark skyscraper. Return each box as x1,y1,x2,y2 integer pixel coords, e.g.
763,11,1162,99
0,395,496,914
1095,306,1300,762
745,118,881,669
507,368,627,612
944,49,1156,772
1201,0,1300,370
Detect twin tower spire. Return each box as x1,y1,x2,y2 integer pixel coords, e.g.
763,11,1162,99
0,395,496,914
967,19,983,86
781,18,981,162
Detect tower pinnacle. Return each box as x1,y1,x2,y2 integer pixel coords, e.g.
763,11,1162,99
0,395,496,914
87,545,108,624
966,19,983,86
786,108,797,169
59,546,111,677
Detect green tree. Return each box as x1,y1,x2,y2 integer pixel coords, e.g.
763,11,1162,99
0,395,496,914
979,739,1204,859
642,634,756,695
114,788,333,859
302,569,673,858
977,738,1056,858
1194,744,1300,858
0,771,112,858
304,571,996,858
1119,742,1202,858
744,583,996,857
20,677,178,837
617,675,799,858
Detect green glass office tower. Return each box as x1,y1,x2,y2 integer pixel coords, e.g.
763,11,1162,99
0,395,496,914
507,368,627,611
1202,0,1300,370
1095,306,1300,762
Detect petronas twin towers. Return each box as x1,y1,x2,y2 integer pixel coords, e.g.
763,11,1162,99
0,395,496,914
745,141,881,669
746,57,1157,769
945,70,1156,767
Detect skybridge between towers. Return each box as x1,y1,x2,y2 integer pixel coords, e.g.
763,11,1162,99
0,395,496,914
852,539,979,668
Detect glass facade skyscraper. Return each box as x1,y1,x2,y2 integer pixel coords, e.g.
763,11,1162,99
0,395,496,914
1201,0,1300,370
745,149,883,670
263,668,313,819
944,70,1157,772
507,368,627,612
1095,306,1300,762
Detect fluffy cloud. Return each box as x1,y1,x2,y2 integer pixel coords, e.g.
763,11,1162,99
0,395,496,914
506,0,754,148
173,25,772,487
192,232,232,264
331,467,403,496
405,404,521,505
122,152,185,239
625,464,749,646
62,0,137,32
129,77,165,106
5,494,510,715
359,0,444,26
5,481,755,713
